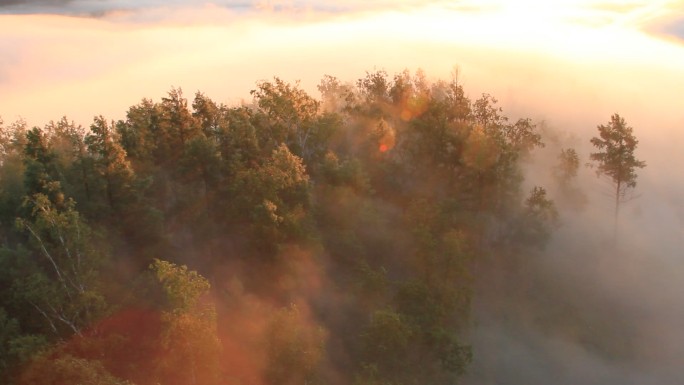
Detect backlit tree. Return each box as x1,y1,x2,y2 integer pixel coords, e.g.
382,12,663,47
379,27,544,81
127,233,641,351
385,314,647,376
589,114,646,242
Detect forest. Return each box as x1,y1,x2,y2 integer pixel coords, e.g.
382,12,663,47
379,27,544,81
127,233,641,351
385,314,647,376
0,69,644,385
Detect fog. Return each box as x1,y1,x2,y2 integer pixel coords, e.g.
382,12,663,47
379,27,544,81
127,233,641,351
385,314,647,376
2,1,684,383
463,56,684,382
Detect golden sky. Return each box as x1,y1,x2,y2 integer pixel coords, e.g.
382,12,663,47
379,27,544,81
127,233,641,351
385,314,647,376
1,0,683,132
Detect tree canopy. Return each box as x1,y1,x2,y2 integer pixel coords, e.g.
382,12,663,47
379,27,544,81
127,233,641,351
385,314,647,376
0,70,641,385
589,113,646,241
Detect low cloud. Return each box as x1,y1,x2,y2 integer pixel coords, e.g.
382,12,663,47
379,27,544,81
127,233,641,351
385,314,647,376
2,2,683,126
0,0,434,16
650,15,684,41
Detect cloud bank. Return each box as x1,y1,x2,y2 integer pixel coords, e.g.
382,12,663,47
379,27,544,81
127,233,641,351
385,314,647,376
1,1,683,126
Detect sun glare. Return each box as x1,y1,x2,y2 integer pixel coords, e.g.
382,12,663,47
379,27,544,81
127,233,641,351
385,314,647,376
1,0,683,126
357,0,684,68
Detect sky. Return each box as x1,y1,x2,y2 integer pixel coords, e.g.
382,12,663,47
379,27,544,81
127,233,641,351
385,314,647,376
1,0,684,127
2,1,684,384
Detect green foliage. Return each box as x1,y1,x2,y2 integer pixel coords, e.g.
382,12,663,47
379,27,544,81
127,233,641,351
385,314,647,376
251,78,322,162
354,259,388,308
590,114,646,195
18,353,131,385
318,151,370,190
23,128,65,210
0,304,48,383
555,148,580,183
159,87,200,162
553,147,587,209
0,121,27,243
361,309,412,373
14,193,107,337
7,335,48,367
589,113,646,221
116,98,159,163
150,259,210,312
0,70,566,385
85,116,134,213
236,143,311,253
515,186,559,247
590,114,646,241
265,304,325,385
150,259,220,385
0,308,20,376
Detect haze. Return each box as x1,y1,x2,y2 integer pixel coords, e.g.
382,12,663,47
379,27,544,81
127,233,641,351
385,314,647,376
1,1,683,125
2,1,684,384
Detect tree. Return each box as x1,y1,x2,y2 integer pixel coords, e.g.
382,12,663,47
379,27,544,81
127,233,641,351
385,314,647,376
554,148,579,186
235,144,310,255
85,116,134,214
150,259,221,385
177,134,221,227
359,309,412,383
23,127,64,210
0,119,28,244
45,118,94,210
514,186,559,247
399,78,469,179
465,94,543,217
251,78,323,163
0,308,21,378
553,148,586,209
14,194,108,337
116,98,159,165
589,114,646,242
192,91,223,139
264,304,325,385
18,353,131,385
160,87,199,158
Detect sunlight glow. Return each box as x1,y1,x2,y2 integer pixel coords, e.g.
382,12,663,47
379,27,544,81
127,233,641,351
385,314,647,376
1,0,684,126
